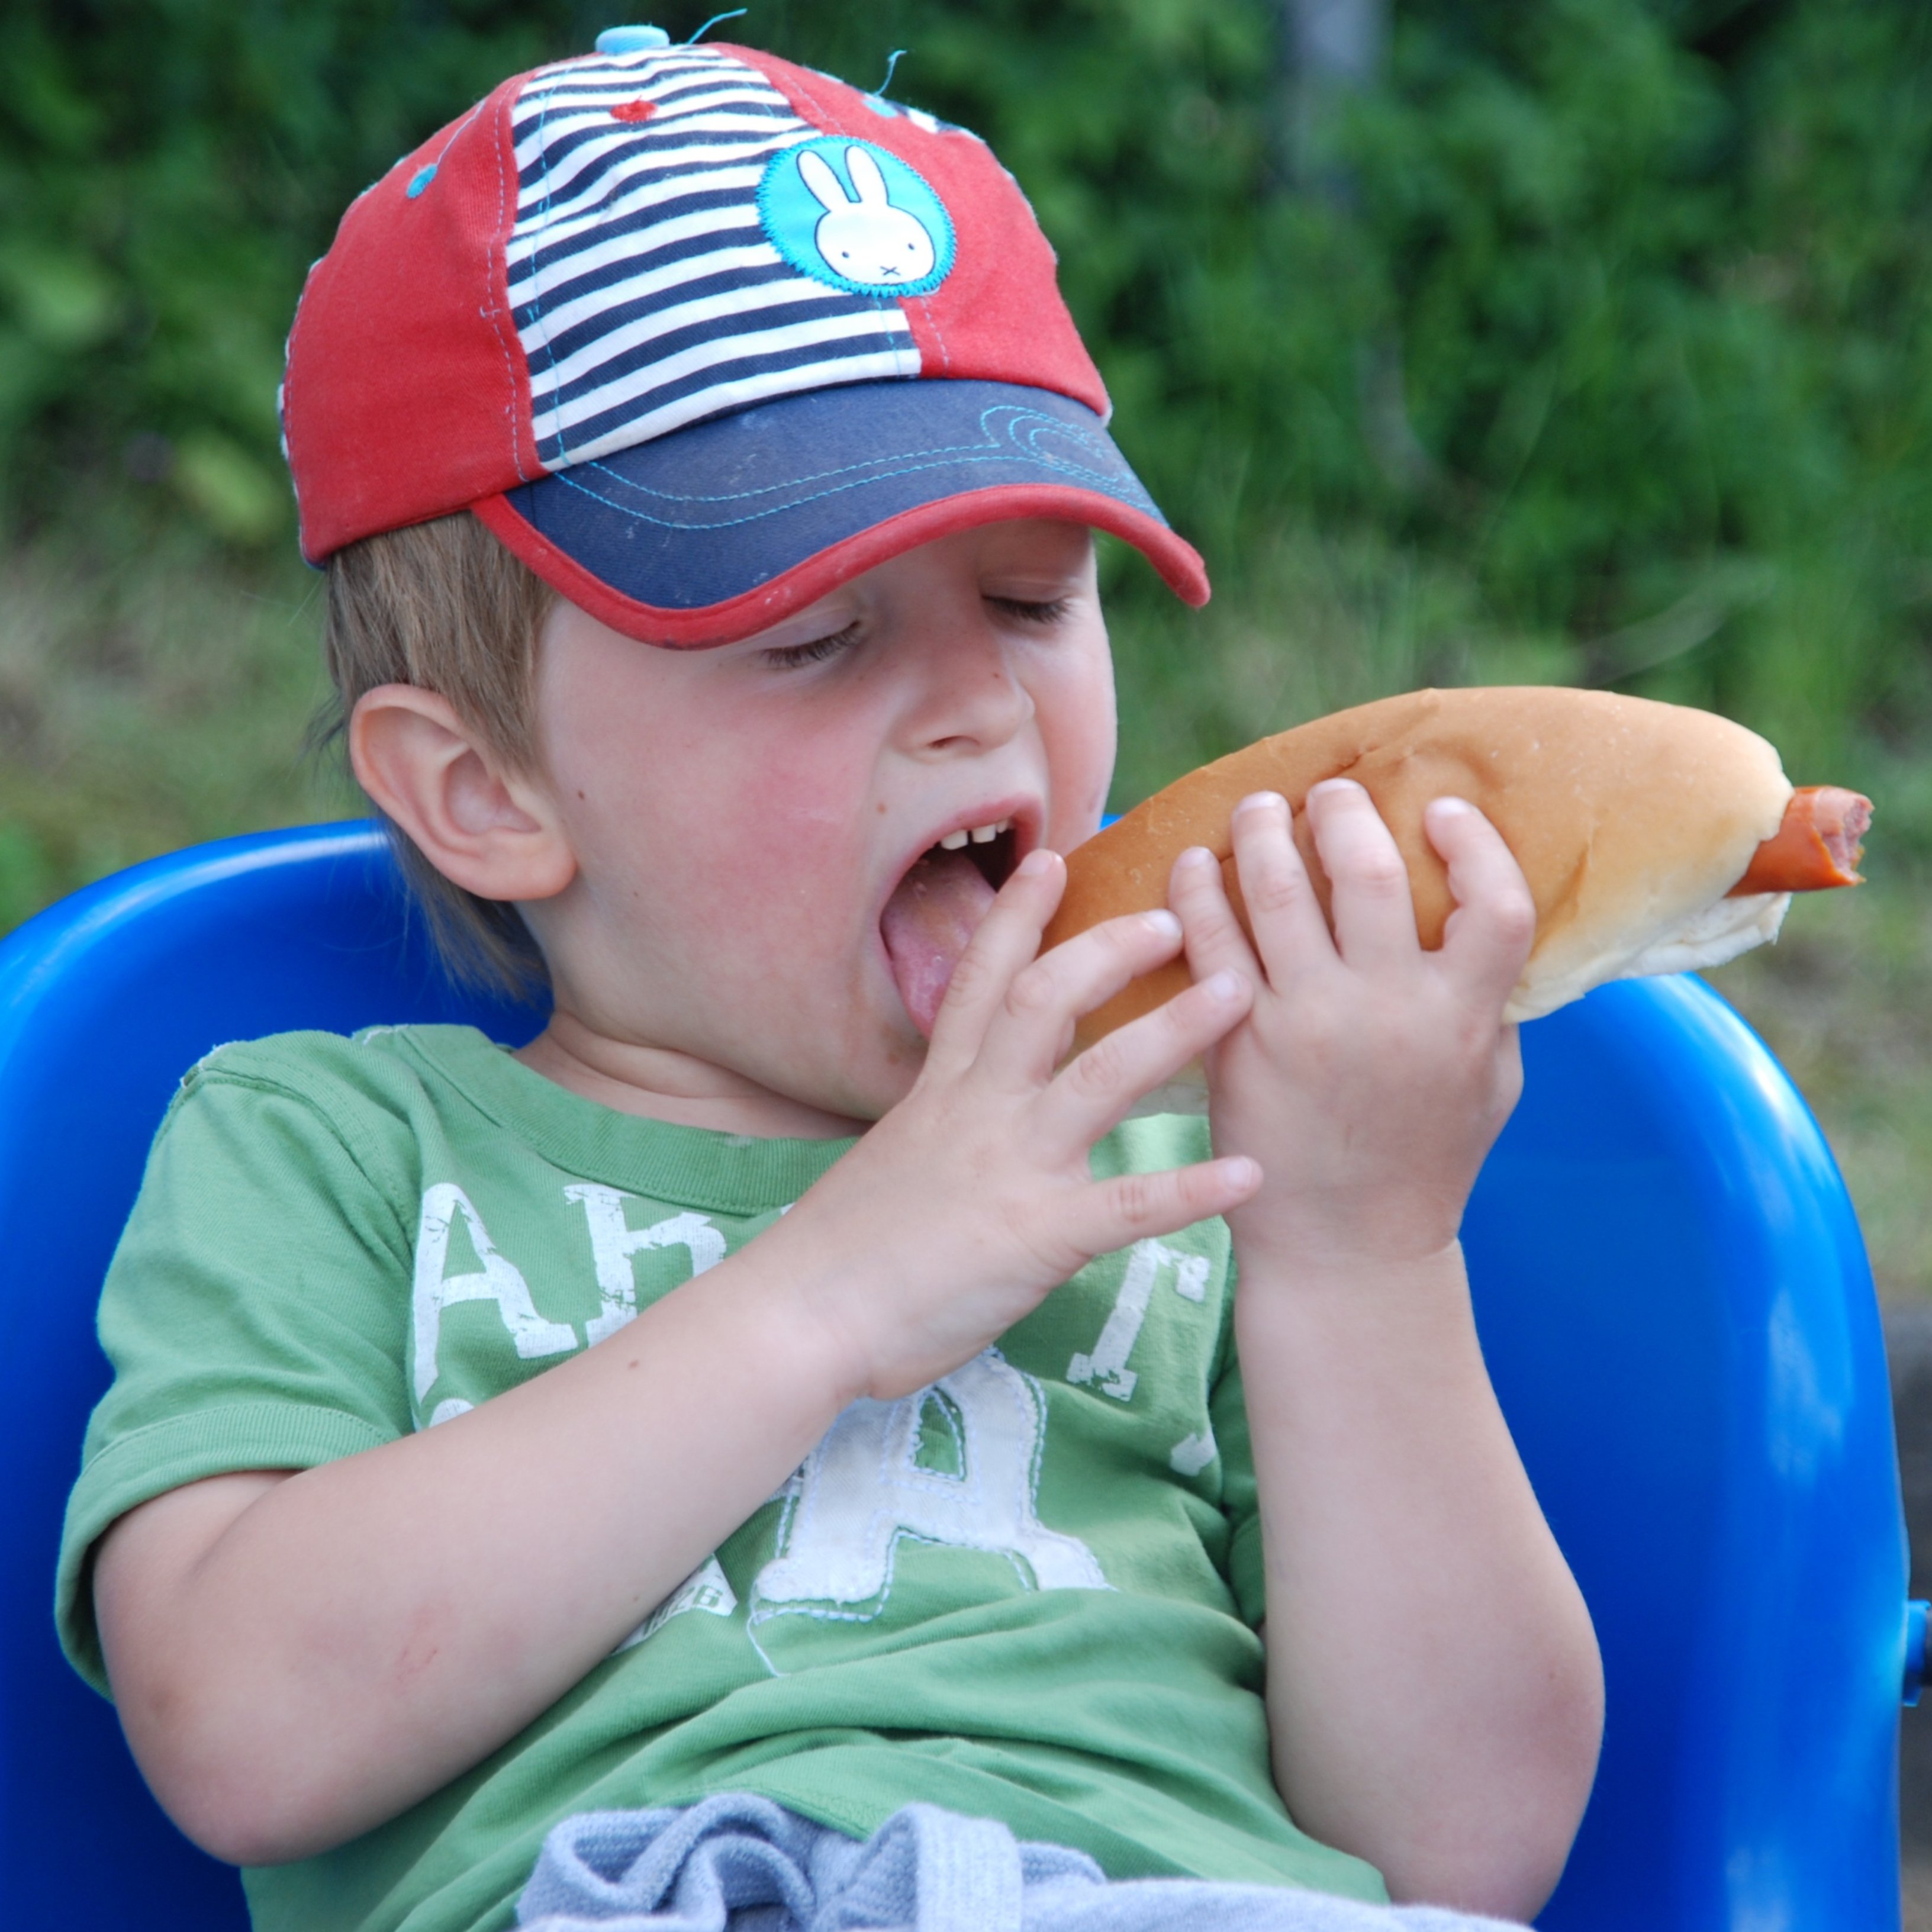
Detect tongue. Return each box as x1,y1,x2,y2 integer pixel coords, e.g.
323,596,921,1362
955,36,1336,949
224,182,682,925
881,847,997,1037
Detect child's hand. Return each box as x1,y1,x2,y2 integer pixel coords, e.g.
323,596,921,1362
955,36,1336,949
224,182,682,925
1168,789,1601,1917
1169,783,1535,1273
768,848,1260,1403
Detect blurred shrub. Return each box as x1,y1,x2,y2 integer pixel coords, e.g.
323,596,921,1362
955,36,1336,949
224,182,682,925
1341,0,1932,781
3,0,1930,784
0,0,597,540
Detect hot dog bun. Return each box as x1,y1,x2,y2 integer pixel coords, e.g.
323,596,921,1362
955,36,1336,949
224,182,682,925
1046,688,1807,1076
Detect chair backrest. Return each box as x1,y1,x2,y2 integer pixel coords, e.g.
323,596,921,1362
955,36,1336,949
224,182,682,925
0,822,1910,1930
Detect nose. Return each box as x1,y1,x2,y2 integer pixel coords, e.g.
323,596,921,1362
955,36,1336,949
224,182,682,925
899,610,1034,759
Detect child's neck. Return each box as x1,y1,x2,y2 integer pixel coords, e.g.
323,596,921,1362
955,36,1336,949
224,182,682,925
514,1010,868,1140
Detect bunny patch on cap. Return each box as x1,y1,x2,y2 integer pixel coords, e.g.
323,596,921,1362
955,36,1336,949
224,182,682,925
759,137,955,298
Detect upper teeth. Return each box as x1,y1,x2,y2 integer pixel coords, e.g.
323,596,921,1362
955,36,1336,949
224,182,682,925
939,818,1011,851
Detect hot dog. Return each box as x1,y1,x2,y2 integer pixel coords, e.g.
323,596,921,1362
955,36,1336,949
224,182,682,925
1045,688,1869,1071
1728,785,1870,894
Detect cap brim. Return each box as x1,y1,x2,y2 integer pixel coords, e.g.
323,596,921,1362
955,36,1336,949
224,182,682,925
472,379,1208,648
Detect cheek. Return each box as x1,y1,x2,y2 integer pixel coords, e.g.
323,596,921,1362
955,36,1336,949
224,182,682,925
636,726,878,960
1037,644,1118,846
535,633,885,1012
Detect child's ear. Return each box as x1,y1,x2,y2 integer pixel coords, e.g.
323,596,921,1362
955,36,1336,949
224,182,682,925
348,685,577,903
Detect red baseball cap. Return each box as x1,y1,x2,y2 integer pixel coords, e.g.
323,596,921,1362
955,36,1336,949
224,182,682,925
281,30,1210,646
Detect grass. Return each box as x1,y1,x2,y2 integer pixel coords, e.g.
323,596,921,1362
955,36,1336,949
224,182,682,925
1,526,1925,1305
0,533,347,932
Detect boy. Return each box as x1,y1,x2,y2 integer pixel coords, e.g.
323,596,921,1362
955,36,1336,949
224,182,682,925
56,31,1602,1932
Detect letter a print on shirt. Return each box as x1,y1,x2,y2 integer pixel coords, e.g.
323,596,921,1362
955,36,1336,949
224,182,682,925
753,1348,1106,1622
565,1185,727,1344
411,1183,576,1415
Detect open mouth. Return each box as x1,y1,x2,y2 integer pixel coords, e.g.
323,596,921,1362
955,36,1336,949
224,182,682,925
880,817,1021,1037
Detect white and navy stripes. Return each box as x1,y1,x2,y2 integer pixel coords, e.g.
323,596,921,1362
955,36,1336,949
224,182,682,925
508,47,921,469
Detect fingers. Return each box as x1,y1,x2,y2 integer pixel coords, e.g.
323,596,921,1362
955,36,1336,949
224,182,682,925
1168,842,1261,987
1178,783,1532,1008
1035,966,1252,1147
1303,779,1422,967
1183,784,1416,988
1222,791,1334,983
1425,797,1537,1003
1058,1154,1263,1261
923,848,1065,1073
972,902,1202,1091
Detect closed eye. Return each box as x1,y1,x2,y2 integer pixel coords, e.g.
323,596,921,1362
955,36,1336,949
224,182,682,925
986,595,1073,626
762,622,861,671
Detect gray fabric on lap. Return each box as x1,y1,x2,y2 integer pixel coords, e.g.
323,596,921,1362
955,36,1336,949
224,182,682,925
516,1792,1528,1932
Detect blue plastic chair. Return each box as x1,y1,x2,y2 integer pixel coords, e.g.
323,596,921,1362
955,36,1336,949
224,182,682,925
0,822,1921,1931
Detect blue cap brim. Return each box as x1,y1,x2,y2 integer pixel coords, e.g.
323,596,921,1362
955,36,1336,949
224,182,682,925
475,378,1208,646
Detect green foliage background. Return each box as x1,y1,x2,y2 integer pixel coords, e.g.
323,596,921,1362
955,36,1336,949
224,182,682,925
4,0,1931,836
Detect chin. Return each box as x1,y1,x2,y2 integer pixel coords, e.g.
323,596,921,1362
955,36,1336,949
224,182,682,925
825,1026,928,1125
833,1062,920,1125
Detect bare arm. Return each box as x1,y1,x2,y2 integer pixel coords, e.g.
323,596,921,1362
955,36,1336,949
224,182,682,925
1237,1248,1601,1918
95,1261,852,1866
1171,786,1603,1920
94,856,1258,1867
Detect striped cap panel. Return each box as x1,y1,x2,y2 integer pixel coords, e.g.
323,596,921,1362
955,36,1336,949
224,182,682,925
508,47,920,470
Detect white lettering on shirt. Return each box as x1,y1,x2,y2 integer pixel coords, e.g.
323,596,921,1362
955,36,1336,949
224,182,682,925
564,1186,727,1345
753,1348,1107,1617
613,1554,739,1654
1066,1239,1210,1401
411,1184,577,1411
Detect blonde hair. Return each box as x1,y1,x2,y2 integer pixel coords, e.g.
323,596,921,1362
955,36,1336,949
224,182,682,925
321,511,556,998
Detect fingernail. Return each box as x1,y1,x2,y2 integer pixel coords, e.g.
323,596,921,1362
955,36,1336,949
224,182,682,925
1234,791,1286,814
1429,796,1474,816
1177,845,1217,870
1309,778,1361,800
1203,969,1245,1002
1016,849,1058,878
1142,909,1182,941
1220,1155,1262,1190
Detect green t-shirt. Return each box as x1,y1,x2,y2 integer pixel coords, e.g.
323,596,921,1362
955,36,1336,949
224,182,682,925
56,1025,1386,1931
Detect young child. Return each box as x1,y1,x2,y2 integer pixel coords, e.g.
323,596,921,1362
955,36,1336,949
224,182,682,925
56,31,1602,1932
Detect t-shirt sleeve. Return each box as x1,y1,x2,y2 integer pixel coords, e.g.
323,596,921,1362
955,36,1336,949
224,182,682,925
56,1058,418,1696
1209,1287,1266,1630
